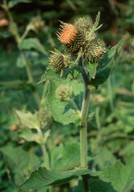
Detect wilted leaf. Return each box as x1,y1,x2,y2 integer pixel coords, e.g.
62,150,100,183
19,129,40,143
16,110,40,130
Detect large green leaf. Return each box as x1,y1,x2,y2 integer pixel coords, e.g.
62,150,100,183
100,153,134,192
19,38,47,55
19,167,90,190
51,142,80,171
42,70,83,125
0,145,40,185
91,38,125,86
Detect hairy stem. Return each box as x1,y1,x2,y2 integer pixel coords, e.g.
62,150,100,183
79,57,91,192
80,85,90,168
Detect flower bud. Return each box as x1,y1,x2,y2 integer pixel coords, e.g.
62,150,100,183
84,39,106,63
55,84,72,101
49,50,70,72
32,16,44,31
74,17,93,36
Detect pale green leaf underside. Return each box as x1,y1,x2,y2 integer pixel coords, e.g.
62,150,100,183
16,110,40,130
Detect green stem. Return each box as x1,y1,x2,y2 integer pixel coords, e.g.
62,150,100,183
107,76,114,111
80,85,90,168
40,143,50,169
20,51,40,106
3,2,40,107
20,51,33,83
37,129,50,169
79,57,91,192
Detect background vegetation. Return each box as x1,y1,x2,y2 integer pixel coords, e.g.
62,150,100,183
0,0,134,192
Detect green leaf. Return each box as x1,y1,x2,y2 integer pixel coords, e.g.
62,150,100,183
72,178,116,192
19,38,47,55
91,38,125,86
100,153,134,192
19,128,40,144
93,147,116,168
51,143,80,171
88,62,97,79
89,178,116,192
0,145,40,185
42,70,83,125
8,0,30,8
16,110,40,130
19,167,90,190
122,142,134,155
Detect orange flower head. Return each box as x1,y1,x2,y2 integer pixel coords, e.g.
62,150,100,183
58,23,78,44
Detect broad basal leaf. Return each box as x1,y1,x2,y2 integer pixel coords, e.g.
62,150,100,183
100,153,134,192
20,167,90,190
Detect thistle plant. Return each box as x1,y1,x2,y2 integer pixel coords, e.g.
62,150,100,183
20,12,124,192
49,13,106,170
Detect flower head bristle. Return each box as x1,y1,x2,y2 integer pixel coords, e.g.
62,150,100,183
58,23,78,44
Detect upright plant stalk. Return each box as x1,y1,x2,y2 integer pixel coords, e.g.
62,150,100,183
79,57,91,192
80,84,90,168
36,127,50,169
79,57,90,169
3,2,40,107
